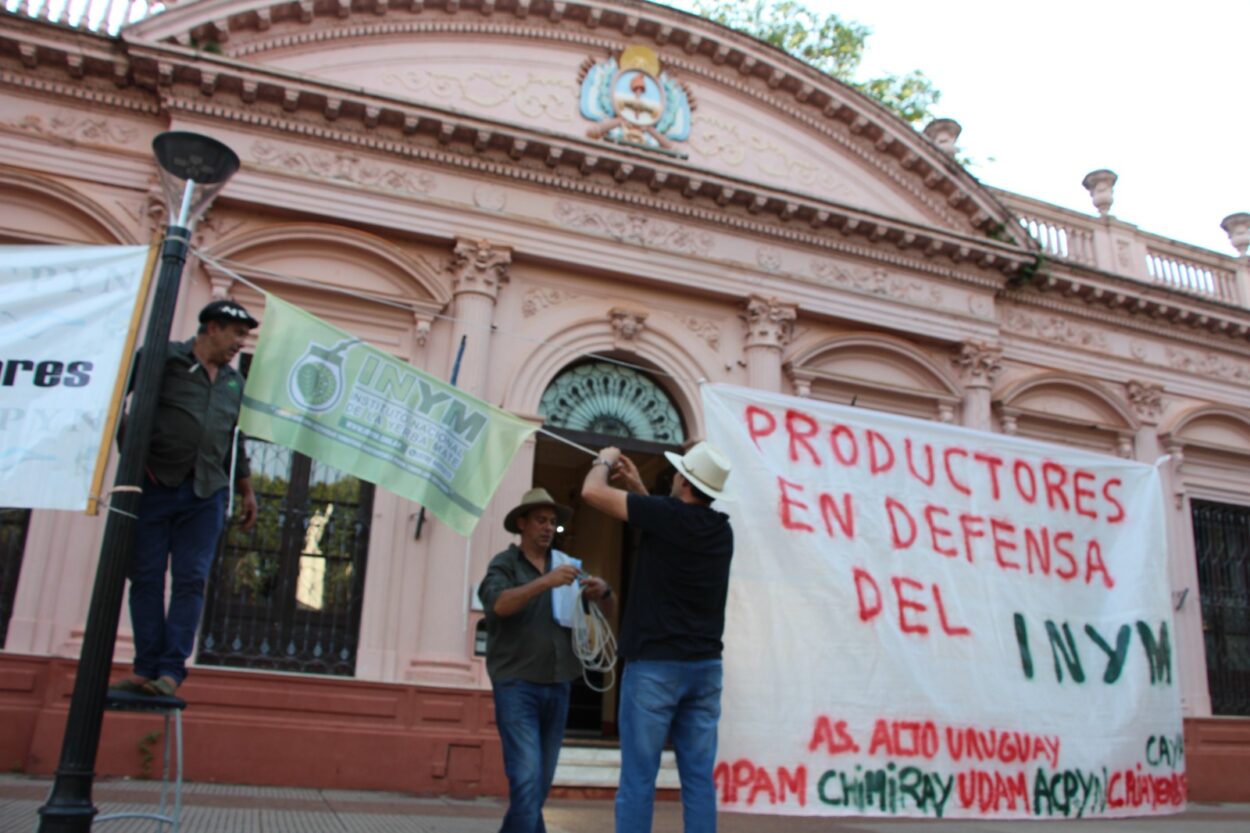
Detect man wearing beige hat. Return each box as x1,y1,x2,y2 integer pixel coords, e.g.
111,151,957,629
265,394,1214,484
581,442,733,833
478,487,615,833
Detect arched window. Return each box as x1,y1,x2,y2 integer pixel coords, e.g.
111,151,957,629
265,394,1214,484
538,361,684,444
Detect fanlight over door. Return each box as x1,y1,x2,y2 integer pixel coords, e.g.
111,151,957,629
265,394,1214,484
538,362,684,445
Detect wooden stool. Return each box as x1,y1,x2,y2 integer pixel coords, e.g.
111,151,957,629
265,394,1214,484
96,689,186,832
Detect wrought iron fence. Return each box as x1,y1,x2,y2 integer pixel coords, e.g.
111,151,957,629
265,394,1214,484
1191,499,1250,716
197,439,373,676
0,507,32,648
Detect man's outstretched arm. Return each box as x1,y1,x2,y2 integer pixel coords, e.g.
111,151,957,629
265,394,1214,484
581,446,628,522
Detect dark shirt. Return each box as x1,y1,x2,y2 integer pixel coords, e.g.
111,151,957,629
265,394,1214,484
478,544,581,684
142,339,250,499
620,493,734,661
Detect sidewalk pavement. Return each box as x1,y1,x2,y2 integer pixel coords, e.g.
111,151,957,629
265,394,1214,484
3,774,1249,833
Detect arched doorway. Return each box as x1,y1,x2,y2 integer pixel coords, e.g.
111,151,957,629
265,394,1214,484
534,360,686,739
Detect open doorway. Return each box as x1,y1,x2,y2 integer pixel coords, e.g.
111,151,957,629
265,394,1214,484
532,358,688,739
533,429,678,739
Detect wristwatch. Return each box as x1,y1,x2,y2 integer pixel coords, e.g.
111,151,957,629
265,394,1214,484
592,458,613,468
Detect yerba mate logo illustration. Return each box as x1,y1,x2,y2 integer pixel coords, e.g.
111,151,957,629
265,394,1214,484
287,338,357,412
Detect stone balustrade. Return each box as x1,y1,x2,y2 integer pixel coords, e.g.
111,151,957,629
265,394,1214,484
997,190,1249,306
1146,247,1239,304
6,0,162,33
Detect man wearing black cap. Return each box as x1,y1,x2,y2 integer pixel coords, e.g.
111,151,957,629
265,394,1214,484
478,487,614,833
110,299,260,698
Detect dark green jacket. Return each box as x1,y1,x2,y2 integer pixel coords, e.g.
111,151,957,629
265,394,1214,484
143,339,251,499
478,545,580,684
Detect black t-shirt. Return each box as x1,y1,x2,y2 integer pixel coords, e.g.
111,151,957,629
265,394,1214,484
620,493,734,661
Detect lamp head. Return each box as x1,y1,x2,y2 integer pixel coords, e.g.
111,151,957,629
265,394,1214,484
152,131,239,229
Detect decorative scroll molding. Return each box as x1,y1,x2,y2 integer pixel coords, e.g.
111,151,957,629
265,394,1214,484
953,341,1003,388
473,184,507,212
554,200,713,257
3,111,140,146
679,314,721,349
1124,380,1163,423
251,139,435,196
756,245,783,274
609,307,648,345
967,295,994,318
378,69,576,122
743,294,797,350
1165,346,1250,385
521,287,578,317
690,116,856,201
809,258,943,306
449,238,511,299
1004,309,1110,352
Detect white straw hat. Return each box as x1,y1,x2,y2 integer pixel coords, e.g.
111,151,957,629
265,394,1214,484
663,441,731,500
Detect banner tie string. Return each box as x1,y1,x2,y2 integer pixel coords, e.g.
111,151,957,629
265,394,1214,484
191,248,695,387
91,485,144,520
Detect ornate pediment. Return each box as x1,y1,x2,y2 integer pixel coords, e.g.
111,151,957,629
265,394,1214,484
122,0,1023,242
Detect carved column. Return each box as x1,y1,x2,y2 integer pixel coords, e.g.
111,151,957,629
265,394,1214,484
407,238,511,686
742,295,796,392
953,341,1002,432
445,238,510,397
1125,380,1164,463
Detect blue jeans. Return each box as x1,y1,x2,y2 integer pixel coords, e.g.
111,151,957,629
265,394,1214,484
616,659,723,833
128,477,226,685
491,679,571,833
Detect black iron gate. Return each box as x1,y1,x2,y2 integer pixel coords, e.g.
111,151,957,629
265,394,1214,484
197,440,373,676
0,507,31,648
1191,499,1250,716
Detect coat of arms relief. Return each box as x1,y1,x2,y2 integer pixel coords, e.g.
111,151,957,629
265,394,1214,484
578,44,695,155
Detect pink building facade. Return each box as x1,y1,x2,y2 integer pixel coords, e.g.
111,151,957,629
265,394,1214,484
1,0,1248,800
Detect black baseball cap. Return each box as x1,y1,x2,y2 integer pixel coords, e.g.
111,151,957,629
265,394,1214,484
199,299,259,329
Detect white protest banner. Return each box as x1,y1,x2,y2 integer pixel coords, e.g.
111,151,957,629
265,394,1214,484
0,246,151,510
703,383,1184,821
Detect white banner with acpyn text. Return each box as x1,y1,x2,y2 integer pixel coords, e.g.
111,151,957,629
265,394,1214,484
704,383,1184,820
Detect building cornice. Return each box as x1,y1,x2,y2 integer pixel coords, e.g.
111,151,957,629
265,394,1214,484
120,0,1021,240
0,20,1038,283
1009,262,1250,345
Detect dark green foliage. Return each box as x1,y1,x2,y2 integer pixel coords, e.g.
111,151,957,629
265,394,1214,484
691,0,940,124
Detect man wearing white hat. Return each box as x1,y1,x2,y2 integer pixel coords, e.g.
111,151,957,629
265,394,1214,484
478,487,614,833
581,442,733,833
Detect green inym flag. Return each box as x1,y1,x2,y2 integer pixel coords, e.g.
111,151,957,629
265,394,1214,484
240,294,536,537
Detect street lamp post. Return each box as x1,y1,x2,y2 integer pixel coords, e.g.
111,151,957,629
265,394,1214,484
37,131,239,833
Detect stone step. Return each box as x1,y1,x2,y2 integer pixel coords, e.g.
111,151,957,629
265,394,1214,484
553,744,681,789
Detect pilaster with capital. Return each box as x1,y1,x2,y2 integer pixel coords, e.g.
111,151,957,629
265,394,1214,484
450,237,511,302
446,238,511,398
742,295,796,391
405,237,511,687
1125,379,1164,463
953,341,1002,432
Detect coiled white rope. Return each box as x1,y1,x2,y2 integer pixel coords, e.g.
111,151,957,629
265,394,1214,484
571,596,617,693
